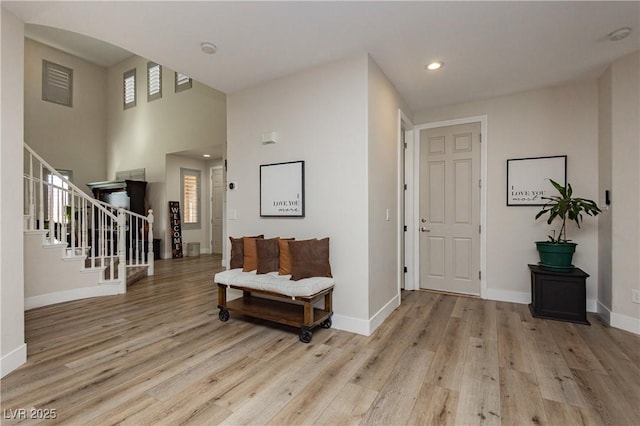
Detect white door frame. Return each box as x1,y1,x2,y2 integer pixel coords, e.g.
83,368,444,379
398,110,414,295
408,115,488,298
210,165,224,261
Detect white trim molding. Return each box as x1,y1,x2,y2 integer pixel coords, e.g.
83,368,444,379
1,343,27,378
611,312,640,335
25,284,121,310
332,293,401,336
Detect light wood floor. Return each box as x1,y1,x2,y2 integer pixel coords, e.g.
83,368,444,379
2,255,639,425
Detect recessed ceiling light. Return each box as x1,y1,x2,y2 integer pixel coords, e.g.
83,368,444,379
608,27,632,41
203,154,211,158
200,42,217,55
426,61,444,71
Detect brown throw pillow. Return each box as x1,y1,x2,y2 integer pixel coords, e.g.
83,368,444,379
229,237,244,269
278,238,295,275
256,238,280,274
289,237,332,281
242,235,264,272
229,235,263,269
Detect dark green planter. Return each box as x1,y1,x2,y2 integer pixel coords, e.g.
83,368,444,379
535,242,576,272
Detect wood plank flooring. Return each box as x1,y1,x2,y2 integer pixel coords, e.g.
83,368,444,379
2,255,639,425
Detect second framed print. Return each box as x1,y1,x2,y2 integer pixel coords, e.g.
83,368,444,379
507,155,566,206
260,161,305,217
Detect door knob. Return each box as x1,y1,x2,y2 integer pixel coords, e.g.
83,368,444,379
420,227,430,232
421,218,428,223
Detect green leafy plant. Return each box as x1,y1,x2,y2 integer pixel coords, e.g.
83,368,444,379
535,179,602,243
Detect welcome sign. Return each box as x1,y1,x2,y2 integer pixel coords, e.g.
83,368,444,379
169,201,183,258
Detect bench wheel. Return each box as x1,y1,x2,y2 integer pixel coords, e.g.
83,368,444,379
321,317,332,329
219,309,230,322
299,328,312,343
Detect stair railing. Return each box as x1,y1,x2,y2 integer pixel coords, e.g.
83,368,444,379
24,142,154,292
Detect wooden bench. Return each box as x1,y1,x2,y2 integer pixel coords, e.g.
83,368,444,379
214,269,334,343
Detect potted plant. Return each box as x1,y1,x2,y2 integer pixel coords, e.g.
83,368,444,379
534,179,601,272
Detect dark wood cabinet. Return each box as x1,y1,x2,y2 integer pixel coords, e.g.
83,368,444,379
86,179,147,216
528,264,589,325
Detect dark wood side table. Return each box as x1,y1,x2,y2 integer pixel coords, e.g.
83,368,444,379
528,264,590,325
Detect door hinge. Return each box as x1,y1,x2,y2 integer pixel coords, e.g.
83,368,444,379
479,133,482,143
403,142,408,149
479,270,482,280
479,224,481,234
404,266,408,273
479,179,482,188
404,225,408,232
404,184,408,190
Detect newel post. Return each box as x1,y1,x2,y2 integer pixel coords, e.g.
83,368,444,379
146,209,155,276
117,208,127,293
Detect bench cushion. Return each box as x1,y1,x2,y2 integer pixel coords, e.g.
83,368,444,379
214,268,334,298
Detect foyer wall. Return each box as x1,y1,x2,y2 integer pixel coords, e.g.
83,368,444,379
1,7,26,377
609,51,640,326
24,38,108,191
227,54,371,329
367,57,413,318
414,80,600,305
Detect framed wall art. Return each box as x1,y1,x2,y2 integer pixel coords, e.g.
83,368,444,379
506,155,567,206
260,160,305,217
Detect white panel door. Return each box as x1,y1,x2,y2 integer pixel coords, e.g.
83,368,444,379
419,123,480,295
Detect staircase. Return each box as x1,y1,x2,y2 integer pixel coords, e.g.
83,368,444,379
23,143,155,309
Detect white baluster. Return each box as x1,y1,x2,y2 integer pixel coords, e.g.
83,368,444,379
38,163,44,233
28,153,34,229
117,208,127,292
147,209,154,275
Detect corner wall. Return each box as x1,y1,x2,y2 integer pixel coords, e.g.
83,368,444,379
367,56,412,321
1,7,26,377
226,54,371,331
598,67,613,316
414,80,600,306
609,51,640,332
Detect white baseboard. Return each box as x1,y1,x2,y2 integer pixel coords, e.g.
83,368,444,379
611,312,640,335
331,314,371,336
597,300,611,324
485,288,598,312
1,343,26,378
25,284,121,310
332,293,401,336
485,289,530,305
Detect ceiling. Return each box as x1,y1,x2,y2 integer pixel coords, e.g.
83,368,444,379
5,1,639,113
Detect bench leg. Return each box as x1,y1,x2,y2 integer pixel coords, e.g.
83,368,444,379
303,301,314,326
324,291,333,313
217,284,227,306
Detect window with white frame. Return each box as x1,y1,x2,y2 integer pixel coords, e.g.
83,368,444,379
175,72,192,93
147,62,162,102
123,68,136,109
181,168,200,229
47,170,72,223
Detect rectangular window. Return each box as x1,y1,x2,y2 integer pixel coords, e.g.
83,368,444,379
123,68,136,109
175,72,192,93
42,60,73,107
181,168,200,229
147,62,162,101
47,170,72,223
